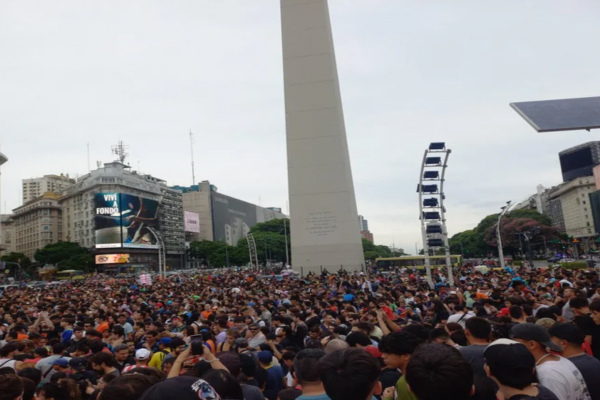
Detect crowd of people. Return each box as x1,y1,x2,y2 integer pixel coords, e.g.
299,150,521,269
1,263,600,400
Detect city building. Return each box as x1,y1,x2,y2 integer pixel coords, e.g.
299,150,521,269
174,180,287,246
60,158,186,271
358,215,369,232
593,165,600,190
11,192,62,260
22,174,75,204
0,214,15,255
361,230,374,242
559,141,600,183
546,176,596,238
358,215,374,242
513,184,548,214
0,151,8,254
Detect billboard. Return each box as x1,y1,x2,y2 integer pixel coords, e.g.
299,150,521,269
211,194,257,246
184,211,200,233
95,193,160,249
95,254,130,264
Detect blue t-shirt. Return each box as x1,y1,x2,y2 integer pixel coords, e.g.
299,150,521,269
263,365,284,400
61,329,73,344
343,293,355,302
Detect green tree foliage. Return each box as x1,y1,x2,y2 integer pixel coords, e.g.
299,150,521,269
362,238,406,260
449,209,557,258
483,218,559,248
33,242,94,271
507,209,552,227
189,219,408,266
0,252,32,267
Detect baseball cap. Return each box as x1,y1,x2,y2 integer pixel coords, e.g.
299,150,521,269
69,358,87,371
235,338,248,349
135,348,152,360
139,376,221,400
257,350,273,364
449,291,457,295
484,339,535,381
497,307,510,317
53,358,69,367
548,323,585,345
510,323,563,352
364,345,382,359
159,337,172,346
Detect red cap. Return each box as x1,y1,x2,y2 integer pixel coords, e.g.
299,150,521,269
497,307,509,317
364,345,382,358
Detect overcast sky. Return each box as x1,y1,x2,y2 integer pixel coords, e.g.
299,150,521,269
1,0,600,254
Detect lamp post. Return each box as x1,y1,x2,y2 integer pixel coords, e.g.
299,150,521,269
497,201,512,270
415,242,419,255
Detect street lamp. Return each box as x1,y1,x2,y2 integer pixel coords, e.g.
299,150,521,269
497,201,512,270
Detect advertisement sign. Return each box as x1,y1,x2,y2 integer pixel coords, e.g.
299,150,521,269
184,211,200,233
95,193,160,249
211,193,257,246
95,254,130,264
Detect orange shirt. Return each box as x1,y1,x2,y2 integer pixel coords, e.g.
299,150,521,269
17,333,28,341
201,311,213,320
97,322,110,333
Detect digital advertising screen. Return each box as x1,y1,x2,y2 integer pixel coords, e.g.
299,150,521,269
95,254,130,264
211,193,258,246
95,193,160,249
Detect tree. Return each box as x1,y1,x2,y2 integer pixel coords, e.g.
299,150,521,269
0,252,31,268
507,209,552,227
483,218,559,250
189,240,224,263
250,219,290,235
34,241,93,270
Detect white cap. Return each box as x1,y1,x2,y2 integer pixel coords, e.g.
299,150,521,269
450,291,457,295
135,348,151,360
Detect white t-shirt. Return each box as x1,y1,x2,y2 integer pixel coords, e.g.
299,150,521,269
536,356,591,400
447,312,474,328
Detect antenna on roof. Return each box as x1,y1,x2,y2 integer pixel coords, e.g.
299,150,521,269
190,130,196,185
111,141,129,164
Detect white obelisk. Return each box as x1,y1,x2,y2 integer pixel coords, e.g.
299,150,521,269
281,0,365,274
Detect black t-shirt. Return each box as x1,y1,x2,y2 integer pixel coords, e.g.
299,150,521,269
435,309,450,324
379,368,401,395
568,354,600,400
507,384,559,400
584,318,600,361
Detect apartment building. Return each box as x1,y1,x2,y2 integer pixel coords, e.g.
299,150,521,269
22,174,75,203
11,192,62,260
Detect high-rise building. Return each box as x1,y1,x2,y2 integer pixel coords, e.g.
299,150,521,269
60,160,185,271
546,176,596,238
358,215,369,232
175,180,287,246
22,174,75,204
559,141,600,183
11,192,62,260
0,214,15,255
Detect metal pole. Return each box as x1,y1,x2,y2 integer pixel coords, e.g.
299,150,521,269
418,149,433,289
438,148,453,287
542,237,547,257
497,201,512,270
283,218,290,267
415,242,418,255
